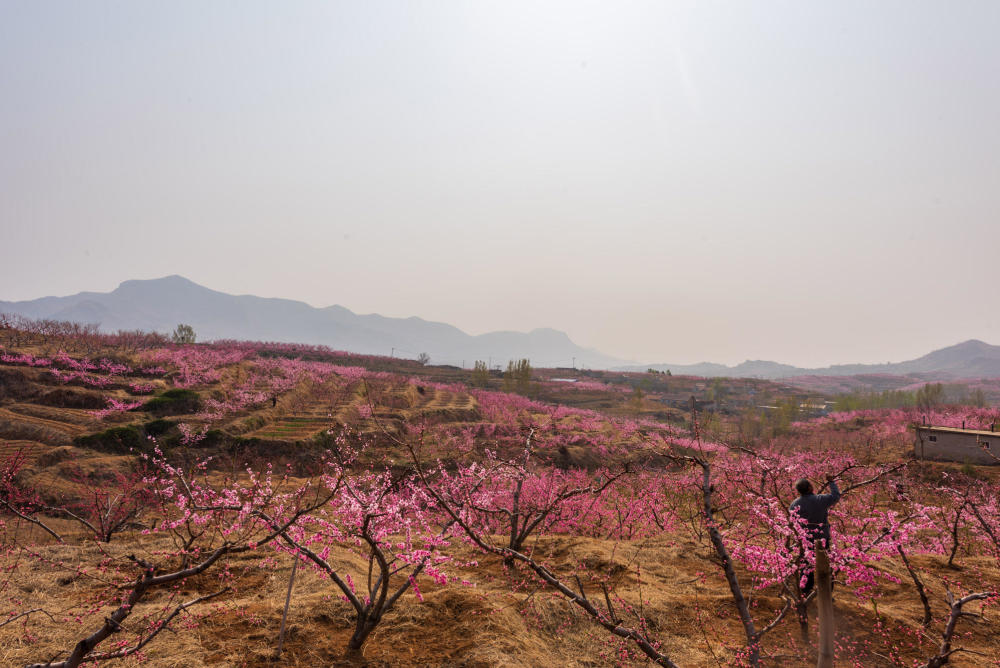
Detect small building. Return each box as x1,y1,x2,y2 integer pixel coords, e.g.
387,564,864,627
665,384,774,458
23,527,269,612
913,425,1000,465
798,401,831,417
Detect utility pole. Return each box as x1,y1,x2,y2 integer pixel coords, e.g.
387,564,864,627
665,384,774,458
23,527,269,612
391,347,394,358
572,357,575,369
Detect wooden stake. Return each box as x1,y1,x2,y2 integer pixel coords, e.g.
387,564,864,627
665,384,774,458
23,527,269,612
275,556,299,659
816,548,835,668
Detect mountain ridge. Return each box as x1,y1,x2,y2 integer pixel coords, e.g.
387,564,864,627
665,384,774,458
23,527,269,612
626,338,1000,380
0,276,622,369
4,276,999,378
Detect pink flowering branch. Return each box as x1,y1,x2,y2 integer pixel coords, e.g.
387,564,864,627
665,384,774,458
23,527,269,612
17,446,330,667
89,398,144,420
0,447,63,542
23,553,231,668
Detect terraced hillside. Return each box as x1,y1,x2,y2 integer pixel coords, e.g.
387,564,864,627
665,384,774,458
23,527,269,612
249,379,480,441
248,376,345,441
0,380,112,452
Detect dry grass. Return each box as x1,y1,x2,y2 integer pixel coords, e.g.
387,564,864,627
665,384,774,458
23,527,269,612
2,520,997,667
0,409,77,446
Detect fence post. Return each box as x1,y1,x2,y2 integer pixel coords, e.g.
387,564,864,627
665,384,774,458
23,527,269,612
816,548,834,668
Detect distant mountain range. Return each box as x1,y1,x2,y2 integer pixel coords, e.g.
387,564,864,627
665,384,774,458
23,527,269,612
0,275,622,369
626,339,1000,380
4,276,999,380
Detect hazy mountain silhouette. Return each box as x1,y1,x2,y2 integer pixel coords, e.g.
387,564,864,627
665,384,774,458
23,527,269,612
5,277,998,378
0,275,623,369
630,339,1000,380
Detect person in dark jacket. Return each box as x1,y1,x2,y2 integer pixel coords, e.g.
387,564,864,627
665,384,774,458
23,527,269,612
790,475,840,595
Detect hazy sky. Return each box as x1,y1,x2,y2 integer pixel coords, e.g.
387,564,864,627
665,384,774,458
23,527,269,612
2,1,999,367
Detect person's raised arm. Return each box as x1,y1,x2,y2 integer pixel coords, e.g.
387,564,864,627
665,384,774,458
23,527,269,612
822,475,841,507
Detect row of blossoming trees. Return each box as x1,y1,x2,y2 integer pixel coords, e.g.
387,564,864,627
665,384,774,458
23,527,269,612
4,421,999,664
1,322,999,665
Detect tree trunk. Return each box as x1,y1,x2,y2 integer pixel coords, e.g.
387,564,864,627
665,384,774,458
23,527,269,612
795,580,810,642
348,613,379,652
897,545,932,627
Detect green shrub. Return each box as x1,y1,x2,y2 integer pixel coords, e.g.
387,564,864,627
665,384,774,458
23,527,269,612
74,426,147,454
961,461,981,478
143,419,176,436
242,415,266,431
201,429,225,447
36,387,106,409
140,389,201,416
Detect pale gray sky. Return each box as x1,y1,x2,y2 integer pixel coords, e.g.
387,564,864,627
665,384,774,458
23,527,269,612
2,1,999,367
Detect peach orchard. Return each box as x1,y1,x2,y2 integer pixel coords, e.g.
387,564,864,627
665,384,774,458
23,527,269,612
1,319,999,666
